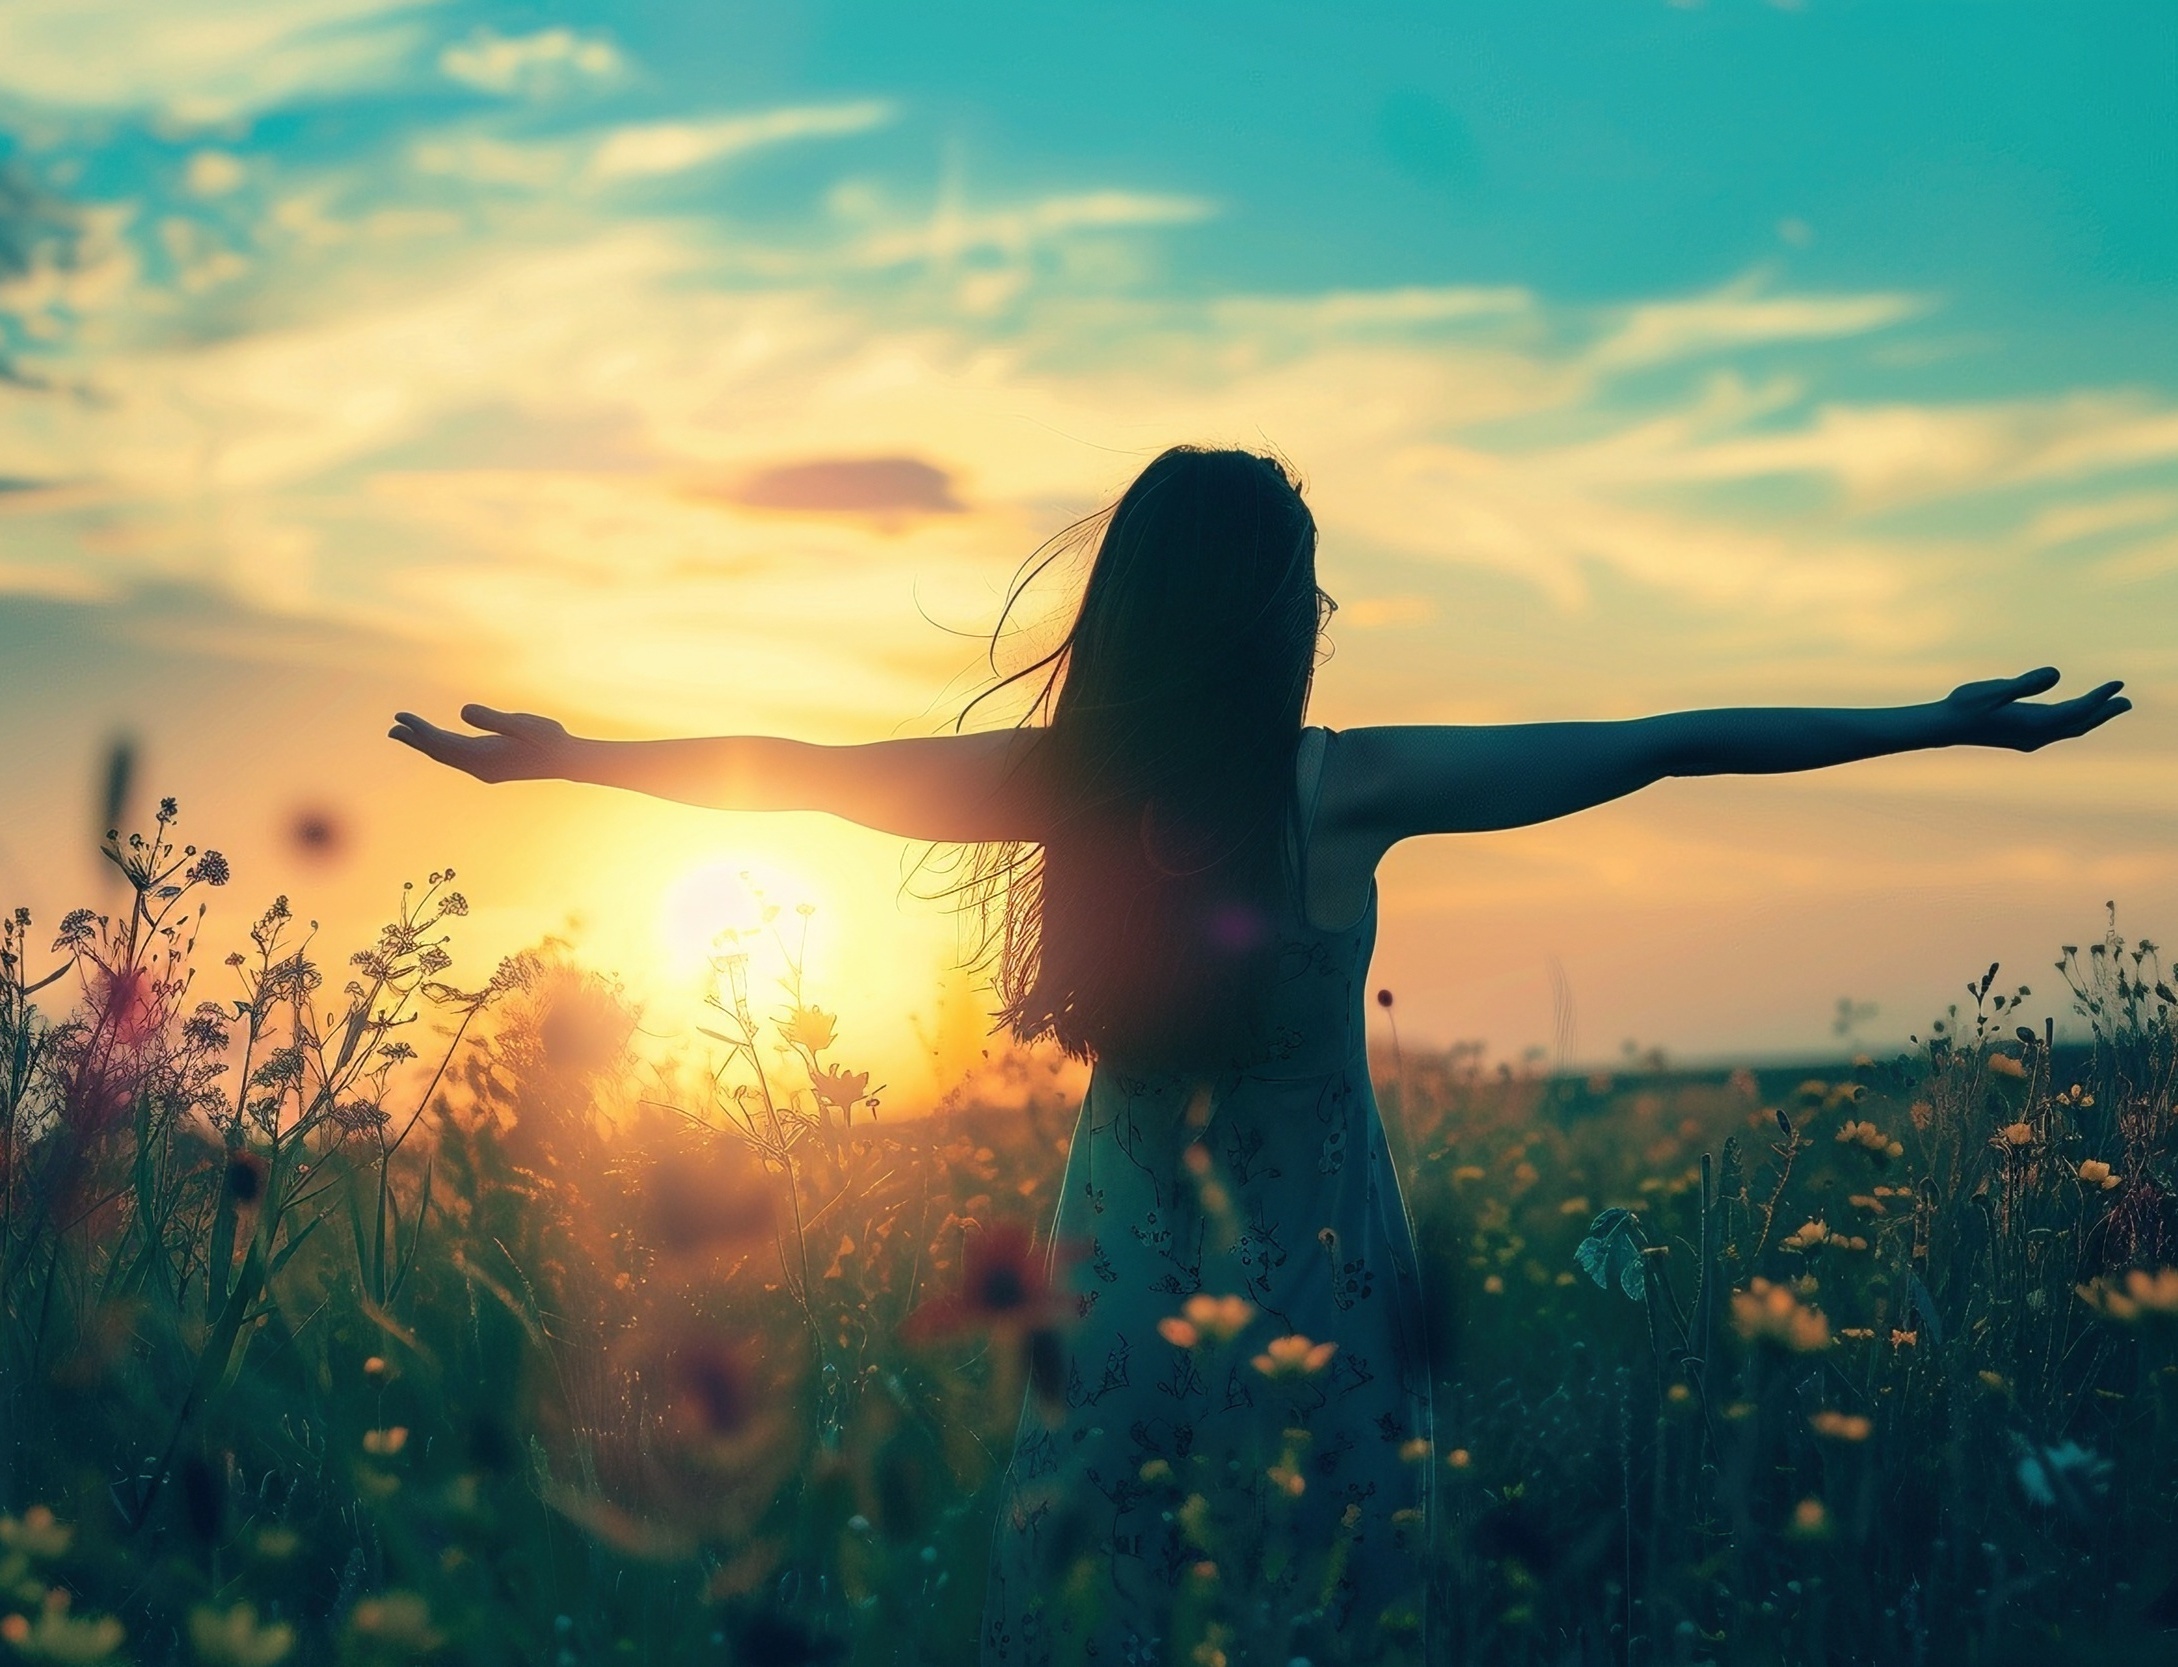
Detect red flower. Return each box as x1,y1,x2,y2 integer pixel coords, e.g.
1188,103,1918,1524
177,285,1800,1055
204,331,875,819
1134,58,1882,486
899,1220,1072,1345
670,1336,760,1440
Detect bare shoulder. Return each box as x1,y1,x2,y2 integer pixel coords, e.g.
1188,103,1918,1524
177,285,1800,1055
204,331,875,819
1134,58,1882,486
1314,721,1509,846
1315,716,1674,842
1314,725,1465,837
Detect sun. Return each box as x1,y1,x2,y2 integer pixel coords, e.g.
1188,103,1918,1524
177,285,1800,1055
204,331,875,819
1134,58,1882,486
654,856,823,980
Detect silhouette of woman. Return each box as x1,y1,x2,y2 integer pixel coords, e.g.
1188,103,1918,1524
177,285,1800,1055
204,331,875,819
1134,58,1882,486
392,445,2130,1665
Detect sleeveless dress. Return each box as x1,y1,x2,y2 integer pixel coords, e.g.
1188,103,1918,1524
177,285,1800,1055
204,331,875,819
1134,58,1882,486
979,727,1436,1667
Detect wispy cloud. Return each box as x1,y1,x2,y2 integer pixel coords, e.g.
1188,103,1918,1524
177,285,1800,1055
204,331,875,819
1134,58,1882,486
1210,286,1533,332
1586,276,1925,372
0,0,444,119
438,26,621,97
407,100,896,196
587,102,894,183
2024,492,2178,549
850,189,1216,269
1578,395,2178,506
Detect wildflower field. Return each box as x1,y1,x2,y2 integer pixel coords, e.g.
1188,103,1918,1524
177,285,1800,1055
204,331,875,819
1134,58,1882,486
5,808,2178,1667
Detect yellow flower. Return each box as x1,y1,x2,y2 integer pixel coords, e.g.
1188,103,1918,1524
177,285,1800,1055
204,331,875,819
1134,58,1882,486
1994,1122,2037,1149
1731,1278,1831,1352
1158,1317,1200,1350
1181,1293,1256,1342
362,1426,408,1456
1452,1165,1486,1183
2077,1159,2121,1190
779,1006,838,1051
1267,1462,1307,1497
189,1602,296,1667
2,1593,124,1663
2128,1268,2178,1313
1781,1220,1830,1253
808,1065,871,1110
1400,1437,1431,1463
2082,1266,2178,1322
1809,1410,1872,1442
1987,1052,2029,1079
1840,1327,1875,1340
1836,1121,1904,1159
1139,1459,1173,1483
1889,1329,1918,1348
1445,1448,1472,1470
1483,1274,1505,1294
1252,1334,1338,1378
0,1504,71,1560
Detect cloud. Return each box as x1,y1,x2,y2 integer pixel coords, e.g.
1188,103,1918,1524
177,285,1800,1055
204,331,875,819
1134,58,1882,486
1576,394,2178,506
408,101,896,195
1587,277,1924,372
438,26,621,97
0,0,444,119
2023,492,2178,549
715,457,965,517
3,84,2171,747
1209,286,1532,332
851,189,1213,268
184,151,247,197
587,102,893,183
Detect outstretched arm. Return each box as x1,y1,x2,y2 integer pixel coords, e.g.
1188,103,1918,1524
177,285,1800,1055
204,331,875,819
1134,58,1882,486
388,706,1046,843
1337,667,2131,844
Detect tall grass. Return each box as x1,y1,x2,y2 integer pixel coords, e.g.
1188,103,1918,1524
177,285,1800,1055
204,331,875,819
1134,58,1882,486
3,808,2175,1665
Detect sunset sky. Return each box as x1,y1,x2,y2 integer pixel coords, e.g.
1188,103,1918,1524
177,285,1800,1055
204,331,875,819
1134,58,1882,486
2,2,2174,1095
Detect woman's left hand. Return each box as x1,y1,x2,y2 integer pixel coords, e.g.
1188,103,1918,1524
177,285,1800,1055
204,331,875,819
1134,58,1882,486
1939,668,2131,752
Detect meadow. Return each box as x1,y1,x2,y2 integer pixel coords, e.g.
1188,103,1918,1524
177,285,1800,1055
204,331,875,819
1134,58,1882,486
4,803,2177,1667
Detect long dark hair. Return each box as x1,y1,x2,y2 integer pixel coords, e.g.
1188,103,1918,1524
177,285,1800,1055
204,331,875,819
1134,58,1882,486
955,446,1332,1070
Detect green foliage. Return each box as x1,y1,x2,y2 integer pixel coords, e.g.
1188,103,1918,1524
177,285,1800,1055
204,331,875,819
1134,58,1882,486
1573,1207,1645,1301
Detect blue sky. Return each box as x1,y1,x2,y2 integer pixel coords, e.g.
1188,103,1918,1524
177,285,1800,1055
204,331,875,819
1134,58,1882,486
1,1,2173,1083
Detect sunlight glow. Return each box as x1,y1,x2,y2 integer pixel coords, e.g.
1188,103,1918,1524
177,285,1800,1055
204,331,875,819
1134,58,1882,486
655,856,820,982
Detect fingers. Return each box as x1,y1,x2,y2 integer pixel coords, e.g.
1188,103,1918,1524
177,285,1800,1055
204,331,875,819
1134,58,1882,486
2008,666,2061,696
2082,696,2132,732
388,717,453,762
2054,681,2125,719
460,703,564,739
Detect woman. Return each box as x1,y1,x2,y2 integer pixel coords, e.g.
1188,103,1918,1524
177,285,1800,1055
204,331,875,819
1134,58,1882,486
391,446,2129,1664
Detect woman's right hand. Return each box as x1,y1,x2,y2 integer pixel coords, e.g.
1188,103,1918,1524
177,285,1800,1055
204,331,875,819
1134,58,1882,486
388,705,577,783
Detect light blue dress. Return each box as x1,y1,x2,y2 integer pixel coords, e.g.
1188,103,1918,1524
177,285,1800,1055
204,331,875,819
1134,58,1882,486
980,727,1435,1666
